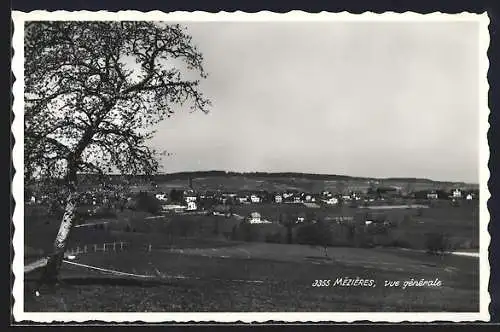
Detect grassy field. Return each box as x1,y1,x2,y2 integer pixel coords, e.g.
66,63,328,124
24,242,479,312
232,201,479,249
24,197,479,259
23,185,480,313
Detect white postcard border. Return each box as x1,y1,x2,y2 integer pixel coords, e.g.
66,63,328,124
11,10,491,323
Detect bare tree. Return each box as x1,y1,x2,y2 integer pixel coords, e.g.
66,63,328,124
24,21,210,282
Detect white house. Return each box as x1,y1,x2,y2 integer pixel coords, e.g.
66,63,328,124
297,216,305,223
452,189,462,199
305,195,312,202
162,204,187,213
275,195,283,203
466,193,473,200
248,212,262,224
325,197,339,205
238,196,249,204
427,192,438,200
155,193,168,201
187,201,197,211
250,195,261,203
185,195,197,203
293,196,302,203
342,195,352,201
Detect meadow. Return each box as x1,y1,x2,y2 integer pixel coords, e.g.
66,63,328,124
23,174,480,312
24,242,479,312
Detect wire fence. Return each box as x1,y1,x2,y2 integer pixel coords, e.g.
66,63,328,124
63,238,216,259
65,241,129,256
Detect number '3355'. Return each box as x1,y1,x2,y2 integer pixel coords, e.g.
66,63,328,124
312,279,330,287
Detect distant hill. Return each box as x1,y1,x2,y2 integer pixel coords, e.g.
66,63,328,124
153,171,476,186
70,171,477,193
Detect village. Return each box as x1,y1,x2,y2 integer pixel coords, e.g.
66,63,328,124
26,176,479,230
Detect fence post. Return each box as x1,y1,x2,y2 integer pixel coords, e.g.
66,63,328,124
104,243,107,252
94,244,97,252
120,242,123,250
113,242,116,251
84,245,87,253
148,244,152,252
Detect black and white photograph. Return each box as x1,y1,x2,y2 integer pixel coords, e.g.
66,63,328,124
12,11,490,322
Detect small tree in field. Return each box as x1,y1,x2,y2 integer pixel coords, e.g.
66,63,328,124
296,221,333,256
24,21,210,282
425,232,450,255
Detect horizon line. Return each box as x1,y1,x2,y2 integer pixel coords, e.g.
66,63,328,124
92,169,479,185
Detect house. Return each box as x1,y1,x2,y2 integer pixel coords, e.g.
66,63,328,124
427,192,438,200
293,196,302,203
324,197,339,205
452,189,462,199
275,195,283,203
304,195,312,202
238,196,249,204
185,195,197,203
322,191,332,198
187,201,197,211
248,212,262,224
297,216,305,223
348,192,361,201
342,195,352,201
162,204,187,213
250,195,261,203
155,193,168,202
466,193,473,200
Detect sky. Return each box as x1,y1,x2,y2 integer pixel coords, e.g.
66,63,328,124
147,20,481,183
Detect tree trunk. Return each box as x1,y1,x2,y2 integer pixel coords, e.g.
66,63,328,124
40,164,79,284
40,190,78,284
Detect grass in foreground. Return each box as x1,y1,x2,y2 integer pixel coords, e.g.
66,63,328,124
24,243,479,312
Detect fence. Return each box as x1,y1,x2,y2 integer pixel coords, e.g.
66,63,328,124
65,241,161,256
65,241,129,256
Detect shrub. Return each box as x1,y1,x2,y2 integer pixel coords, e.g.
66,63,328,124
238,223,260,242
265,232,283,243
425,232,449,255
388,239,413,249
135,192,162,214
295,222,332,247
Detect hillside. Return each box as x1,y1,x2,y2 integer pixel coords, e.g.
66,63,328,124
70,171,478,193
141,172,478,193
